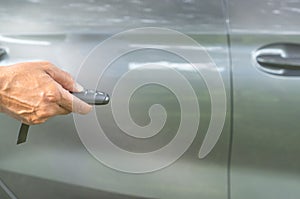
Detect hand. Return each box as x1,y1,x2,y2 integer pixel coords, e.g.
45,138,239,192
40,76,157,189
0,61,92,125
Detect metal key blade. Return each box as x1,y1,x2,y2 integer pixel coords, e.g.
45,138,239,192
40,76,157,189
17,123,30,144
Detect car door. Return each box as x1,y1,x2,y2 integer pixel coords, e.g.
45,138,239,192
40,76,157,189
229,0,300,198
0,0,231,198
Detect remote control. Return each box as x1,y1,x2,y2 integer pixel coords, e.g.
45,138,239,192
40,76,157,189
71,89,110,105
17,90,110,145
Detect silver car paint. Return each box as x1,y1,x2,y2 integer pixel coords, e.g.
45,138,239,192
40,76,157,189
0,0,231,198
229,0,300,198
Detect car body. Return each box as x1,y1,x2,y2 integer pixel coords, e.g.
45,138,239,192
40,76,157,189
0,0,299,198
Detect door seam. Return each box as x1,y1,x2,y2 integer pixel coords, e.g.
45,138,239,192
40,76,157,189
221,0,234,199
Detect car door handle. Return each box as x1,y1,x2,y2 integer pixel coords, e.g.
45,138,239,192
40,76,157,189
255,43,300,76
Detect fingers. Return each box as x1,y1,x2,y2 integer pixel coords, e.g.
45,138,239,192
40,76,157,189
42,63,92,114
36,105,70,124
44,104,70,116
18,105,70,125
42,62,78,92
57,84,92,114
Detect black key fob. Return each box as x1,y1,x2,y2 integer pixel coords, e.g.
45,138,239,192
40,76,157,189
71,89,110,105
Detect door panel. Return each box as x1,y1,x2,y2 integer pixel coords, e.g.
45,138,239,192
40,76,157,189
0,1,231,198
0,0,226,35
229,0,300,198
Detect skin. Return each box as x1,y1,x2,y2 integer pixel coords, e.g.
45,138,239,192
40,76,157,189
0,61,92,125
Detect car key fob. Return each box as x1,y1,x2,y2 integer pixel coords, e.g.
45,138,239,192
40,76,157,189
71,89,110,105
17,89,110,145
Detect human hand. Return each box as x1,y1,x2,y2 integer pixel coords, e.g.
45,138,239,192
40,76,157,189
0,61,92,125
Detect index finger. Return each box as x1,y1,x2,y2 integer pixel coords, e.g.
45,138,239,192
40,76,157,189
58,85,92,114
42,62,78,92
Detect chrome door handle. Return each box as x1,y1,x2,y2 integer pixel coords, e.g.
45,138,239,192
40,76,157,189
255,43,300,76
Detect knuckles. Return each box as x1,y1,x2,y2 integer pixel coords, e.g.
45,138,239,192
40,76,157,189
6,61,72,125
0,61,73,125
43,86,61,103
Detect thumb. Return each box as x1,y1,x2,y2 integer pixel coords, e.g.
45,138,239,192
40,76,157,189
43,62,78,92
